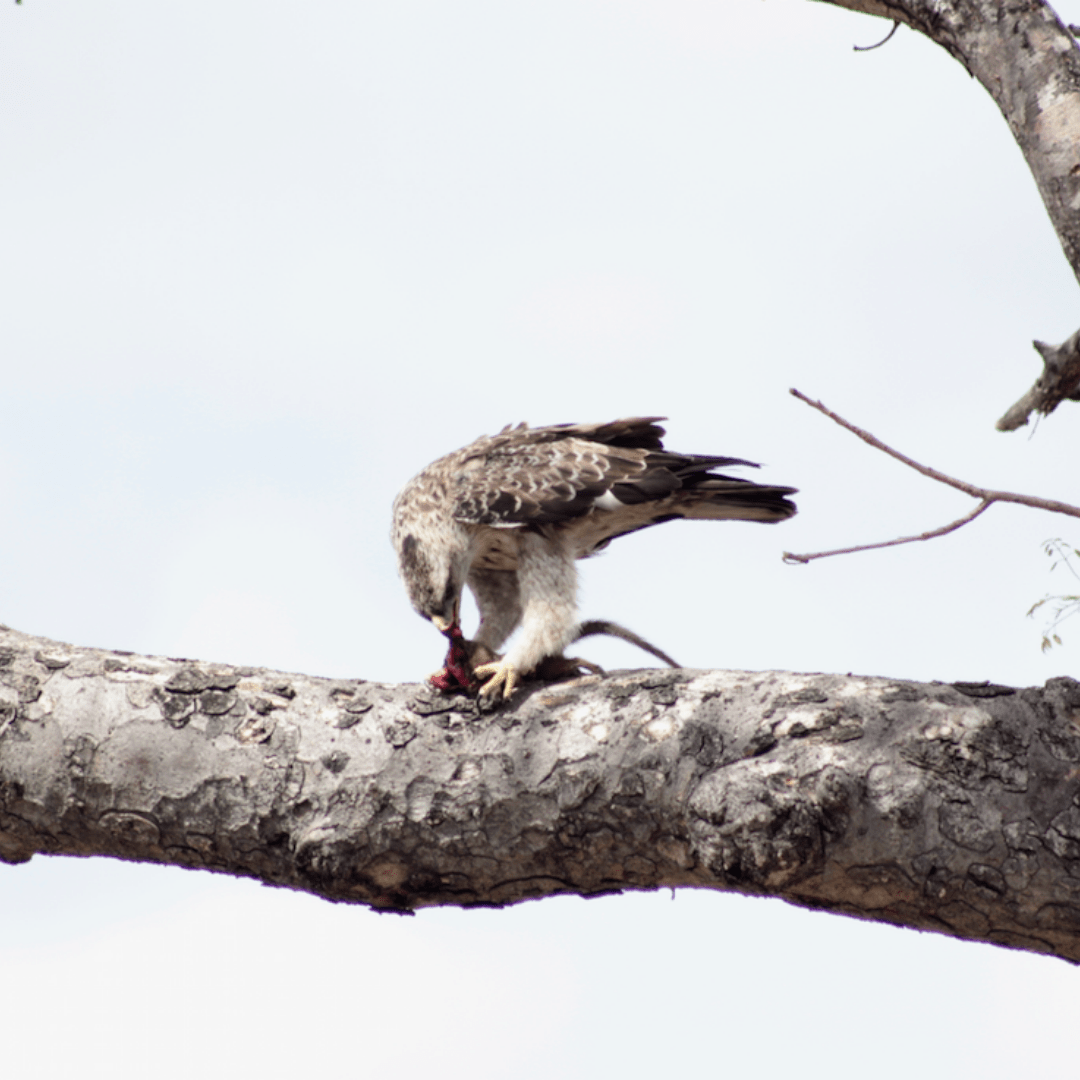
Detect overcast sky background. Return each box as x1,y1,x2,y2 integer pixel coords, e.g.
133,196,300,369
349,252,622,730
2,1,1080,1076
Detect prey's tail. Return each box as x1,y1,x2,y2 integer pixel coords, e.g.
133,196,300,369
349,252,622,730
574,619,680,669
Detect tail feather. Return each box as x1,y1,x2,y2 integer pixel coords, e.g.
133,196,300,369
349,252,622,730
678,480,798,523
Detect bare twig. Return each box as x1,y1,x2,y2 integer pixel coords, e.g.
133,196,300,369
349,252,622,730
854,20,900,52
783,500,992,565
783,389,1080,564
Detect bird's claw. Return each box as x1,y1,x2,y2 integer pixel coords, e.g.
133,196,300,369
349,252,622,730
428,625,504,694
473,660,521,700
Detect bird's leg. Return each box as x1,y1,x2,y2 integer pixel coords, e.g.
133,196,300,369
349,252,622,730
475,532,579,700
467,568,523,654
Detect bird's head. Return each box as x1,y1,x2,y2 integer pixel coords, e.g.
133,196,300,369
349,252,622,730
393,526,470,636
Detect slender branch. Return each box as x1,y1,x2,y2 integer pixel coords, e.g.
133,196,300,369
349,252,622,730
784,500,992,565
783,389,1080,563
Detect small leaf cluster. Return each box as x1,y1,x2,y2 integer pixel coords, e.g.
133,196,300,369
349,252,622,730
1028,539,1080,652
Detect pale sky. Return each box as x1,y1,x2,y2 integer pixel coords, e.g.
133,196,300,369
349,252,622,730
2,2,1079,1077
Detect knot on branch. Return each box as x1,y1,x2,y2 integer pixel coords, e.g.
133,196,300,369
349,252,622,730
997,330,1080,431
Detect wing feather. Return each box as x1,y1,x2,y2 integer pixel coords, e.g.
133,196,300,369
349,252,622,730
451,419,663,526
447,417,797,540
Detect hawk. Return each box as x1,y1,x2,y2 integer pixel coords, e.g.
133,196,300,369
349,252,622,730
392,417,797,699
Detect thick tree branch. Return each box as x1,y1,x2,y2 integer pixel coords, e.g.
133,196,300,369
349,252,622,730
817,0,1080,427
784,389,1080,562
4,625,1080,962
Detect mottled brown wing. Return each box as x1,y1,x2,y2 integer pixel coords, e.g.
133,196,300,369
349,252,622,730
451,419,665,526
450,416,795,534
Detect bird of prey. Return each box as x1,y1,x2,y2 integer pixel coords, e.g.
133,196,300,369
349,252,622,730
391,417,797,699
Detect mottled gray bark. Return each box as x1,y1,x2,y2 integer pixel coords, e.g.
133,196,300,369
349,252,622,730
3,626,1080,962
818,0,1080,428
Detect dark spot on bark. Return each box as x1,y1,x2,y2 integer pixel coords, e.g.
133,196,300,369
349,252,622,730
966,863,1006,896
816,769,853,838
922,864,955,902
321,750,350,774
267,681,296,700
409,694,459,717
330,685,366,702
198,689,238,716
157,691,195,728
748,731,778,756
165,668,211,694
880,683,920,703
762,687,829,720
951,681,1016,698
14,675,41,703
204,671,240,691
827,722,865,744
335,712,361,730
648,684,679,707
789,688,829,704
0,649,16,669
384,720,417,747
613,771,645,800
680,723,724,768
0,702,18,732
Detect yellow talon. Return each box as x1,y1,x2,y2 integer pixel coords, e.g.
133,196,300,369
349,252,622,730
473,660,521,700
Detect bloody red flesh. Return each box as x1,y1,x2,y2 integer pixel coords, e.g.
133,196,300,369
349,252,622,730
428,622,477,692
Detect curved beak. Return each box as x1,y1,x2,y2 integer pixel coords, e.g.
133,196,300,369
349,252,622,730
431,611,457,635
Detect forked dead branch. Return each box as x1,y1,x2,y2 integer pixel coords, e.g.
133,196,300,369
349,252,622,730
822,0,1080,429
783,389,1080,565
